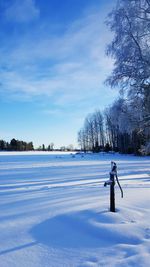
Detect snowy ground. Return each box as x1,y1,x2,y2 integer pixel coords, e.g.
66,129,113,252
0,152,150,267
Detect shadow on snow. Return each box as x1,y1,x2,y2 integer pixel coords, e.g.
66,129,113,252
30,209,141,249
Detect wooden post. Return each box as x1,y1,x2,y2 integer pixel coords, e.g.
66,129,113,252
110,172,115,212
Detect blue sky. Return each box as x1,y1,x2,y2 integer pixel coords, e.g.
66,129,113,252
0,0,118,149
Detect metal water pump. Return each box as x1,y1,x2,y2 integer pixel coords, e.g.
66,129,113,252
104,161,123,212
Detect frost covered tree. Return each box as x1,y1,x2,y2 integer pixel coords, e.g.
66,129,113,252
93,110,105,148
106,0,150,91
78,129,86,151
106,0,150,152
78,111,105,152
105,98,145,153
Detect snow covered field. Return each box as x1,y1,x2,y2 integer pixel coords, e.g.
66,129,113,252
0,152,150,267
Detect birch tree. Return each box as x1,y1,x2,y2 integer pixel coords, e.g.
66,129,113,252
106,0,150,127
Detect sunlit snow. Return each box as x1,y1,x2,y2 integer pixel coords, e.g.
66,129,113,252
0,152,150,267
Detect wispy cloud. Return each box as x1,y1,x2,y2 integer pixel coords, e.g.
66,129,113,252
4,0,40,23
0,2,116,108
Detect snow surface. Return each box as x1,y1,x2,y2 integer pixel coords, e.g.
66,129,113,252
0,152,150,267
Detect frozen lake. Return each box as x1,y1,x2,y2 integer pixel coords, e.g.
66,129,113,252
0,152,150,267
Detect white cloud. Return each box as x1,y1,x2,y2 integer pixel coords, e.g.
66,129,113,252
0,2,117,107
4,0,40,23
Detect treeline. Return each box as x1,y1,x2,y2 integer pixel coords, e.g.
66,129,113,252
78,98,150,155
37,144,75,152
0,140,76,152
37,143,54,151
78,0,150,155
0,138,34,151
